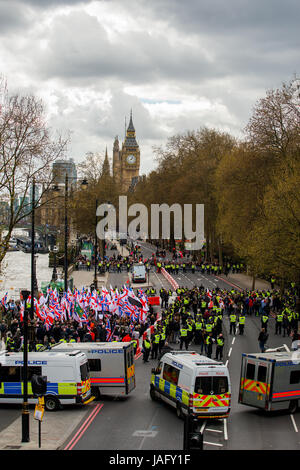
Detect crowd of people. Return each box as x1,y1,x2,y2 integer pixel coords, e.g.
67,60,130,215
0,285,157,354
142,284,299,362
0,237,299,361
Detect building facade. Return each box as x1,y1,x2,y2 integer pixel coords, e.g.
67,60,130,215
39,158,77,230
112,111,140,192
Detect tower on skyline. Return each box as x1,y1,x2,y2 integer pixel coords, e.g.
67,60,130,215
111,111,140,192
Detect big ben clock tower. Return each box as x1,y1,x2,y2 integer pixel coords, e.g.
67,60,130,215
119,110,140,192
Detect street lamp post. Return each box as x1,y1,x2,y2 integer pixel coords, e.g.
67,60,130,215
54,174,88,298
64,173,69,293
94,198,98,290
51,245,59,282
20,178,38,443
20,289,30,443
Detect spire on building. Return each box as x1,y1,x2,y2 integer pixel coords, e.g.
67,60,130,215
127,109,135,132
124,110,138,148
102,146,111,177
113,135,119,150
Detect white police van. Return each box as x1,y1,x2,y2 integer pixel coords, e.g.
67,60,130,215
132,263,147,283
150,351,231,419
51,342,136,399
239,349,300,413
0,350,92,411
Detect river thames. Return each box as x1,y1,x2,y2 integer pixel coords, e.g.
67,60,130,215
0,250,54,300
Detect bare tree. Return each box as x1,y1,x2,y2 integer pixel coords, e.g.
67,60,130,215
0,82,69,266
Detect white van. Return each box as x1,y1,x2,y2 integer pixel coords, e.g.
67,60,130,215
132,263,147,283
0,350,92,411
51,342,136,399
239,350,300,413
150,351,231,419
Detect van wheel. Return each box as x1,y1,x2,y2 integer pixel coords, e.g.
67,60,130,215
150,386,157,401
92,387,101,400
44,396,59,411
176,403,183,419
289,400,298,414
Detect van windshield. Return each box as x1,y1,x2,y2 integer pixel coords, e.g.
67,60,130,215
195,376,228,395
80,362,89,381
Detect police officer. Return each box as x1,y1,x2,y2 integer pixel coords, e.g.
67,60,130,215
194,318,203,345
131,339,138,355
143,337,151,363
229,313,237,335
179,325,189,351
238,313,246,335
159,328,166,355
205,332,214,358
275,312,283,335
6,333,15,352
215,334,224,361
261,313,269,333
151,331,161,359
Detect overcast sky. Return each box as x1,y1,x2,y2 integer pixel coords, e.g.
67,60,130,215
0,0,299,174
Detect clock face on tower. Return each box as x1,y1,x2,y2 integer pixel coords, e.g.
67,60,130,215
127,154,136,164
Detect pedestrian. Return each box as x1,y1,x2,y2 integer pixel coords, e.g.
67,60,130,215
258,328,268,353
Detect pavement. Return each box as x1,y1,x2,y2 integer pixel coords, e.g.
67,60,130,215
0,404,90,451
217,272,275,291
71,269,108,290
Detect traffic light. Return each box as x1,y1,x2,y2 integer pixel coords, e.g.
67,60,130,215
31,374,47,397
184,415,203,450
188,430,203,450
20,290,30,302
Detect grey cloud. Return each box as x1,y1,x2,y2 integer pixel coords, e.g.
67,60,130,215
0,1,32,35
28,10,223,86
17,0,88,7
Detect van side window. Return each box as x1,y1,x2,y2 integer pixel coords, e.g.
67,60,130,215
246,363,255,380
80,363,89,381
290,370,300,384
1,366,21,382
257,365,267,383
88,359,101,372
162,364,180,385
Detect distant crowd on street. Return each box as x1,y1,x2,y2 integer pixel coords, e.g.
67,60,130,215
142,284,300,362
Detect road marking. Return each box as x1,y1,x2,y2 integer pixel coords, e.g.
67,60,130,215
225,360,229,367
228,347,232,357
232,337,235,345
290,415,298,433
206,428,223,433
203,441,223,447
224,419,228,440
133,430,158,437
200,421,207,433
64,403,104,450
